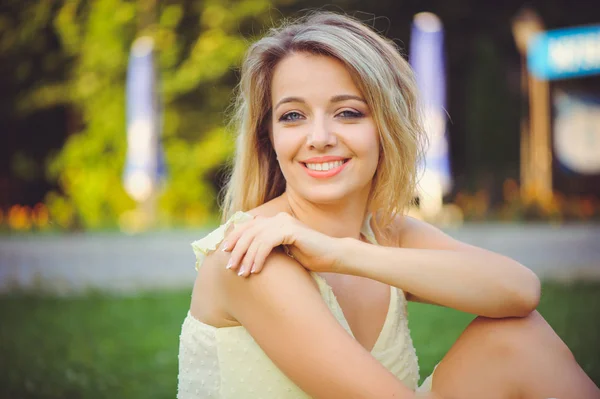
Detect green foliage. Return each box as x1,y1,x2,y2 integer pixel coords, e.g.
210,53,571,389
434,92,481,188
13,0,271,229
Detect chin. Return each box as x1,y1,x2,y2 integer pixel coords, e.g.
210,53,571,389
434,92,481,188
282,166,375,206
295,183,368,206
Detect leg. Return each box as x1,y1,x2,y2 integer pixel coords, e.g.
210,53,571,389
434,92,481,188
430,311,599,399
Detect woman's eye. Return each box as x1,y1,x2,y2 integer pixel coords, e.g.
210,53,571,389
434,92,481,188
338,110,363,119
279,112,303,122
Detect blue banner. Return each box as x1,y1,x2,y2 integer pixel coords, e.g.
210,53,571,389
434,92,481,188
409,12,452,196
528,25,600,80
124,36,166,202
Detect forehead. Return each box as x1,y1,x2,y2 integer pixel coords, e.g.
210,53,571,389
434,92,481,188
271,52,362,102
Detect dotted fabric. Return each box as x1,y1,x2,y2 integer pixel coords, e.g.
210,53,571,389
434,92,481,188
177,212,433,398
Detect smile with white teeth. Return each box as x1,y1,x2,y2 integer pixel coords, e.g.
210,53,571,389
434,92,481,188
304,160,346,171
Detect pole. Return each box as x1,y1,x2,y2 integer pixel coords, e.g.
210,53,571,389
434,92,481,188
512,8,552,207
529,74,552,204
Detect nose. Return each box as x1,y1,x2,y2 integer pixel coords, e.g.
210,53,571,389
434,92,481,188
307,116,337,150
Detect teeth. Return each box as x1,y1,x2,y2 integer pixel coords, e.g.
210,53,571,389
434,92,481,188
305,160,345,171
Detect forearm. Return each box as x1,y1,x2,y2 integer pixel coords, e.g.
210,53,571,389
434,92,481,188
337,238,541,318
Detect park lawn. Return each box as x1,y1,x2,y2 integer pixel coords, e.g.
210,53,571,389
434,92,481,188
0,282,598,399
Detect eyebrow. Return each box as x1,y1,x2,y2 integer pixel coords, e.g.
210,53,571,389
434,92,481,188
274,94,366,111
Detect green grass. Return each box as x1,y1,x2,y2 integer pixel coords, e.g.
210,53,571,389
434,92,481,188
1,283,599,398
409,283,600,382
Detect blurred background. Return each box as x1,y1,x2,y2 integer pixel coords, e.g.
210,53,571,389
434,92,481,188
0,0,599,398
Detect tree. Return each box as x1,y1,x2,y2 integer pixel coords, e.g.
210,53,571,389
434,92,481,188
10,0,271,229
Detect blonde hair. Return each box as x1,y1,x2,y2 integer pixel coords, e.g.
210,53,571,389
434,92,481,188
222,11,426,232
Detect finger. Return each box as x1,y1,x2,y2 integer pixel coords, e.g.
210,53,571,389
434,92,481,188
250,242,273,274
222,217,260,252
228,226,260,272
239,239,262,278
222,223,252,252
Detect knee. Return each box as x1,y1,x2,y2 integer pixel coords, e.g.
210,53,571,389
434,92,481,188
467,311,574,361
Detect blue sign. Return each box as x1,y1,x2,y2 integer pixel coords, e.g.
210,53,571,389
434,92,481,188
528,25,600,80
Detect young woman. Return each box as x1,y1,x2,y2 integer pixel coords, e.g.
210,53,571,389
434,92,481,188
177,12,599,399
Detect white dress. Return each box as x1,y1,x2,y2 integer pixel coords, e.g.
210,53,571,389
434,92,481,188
177,211,434,398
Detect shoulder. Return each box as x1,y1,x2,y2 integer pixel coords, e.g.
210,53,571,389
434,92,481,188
201,234,319,313
392,214,433,246
379,212,475,251
193,231,317,325
191,211,253,265
368,211,423,247
219,249,318,309
191,199,286,265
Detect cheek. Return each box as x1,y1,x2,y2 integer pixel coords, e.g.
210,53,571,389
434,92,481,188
271,129,301,161
355,126,380,165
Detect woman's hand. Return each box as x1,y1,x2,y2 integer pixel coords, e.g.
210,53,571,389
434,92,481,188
221,212,343,277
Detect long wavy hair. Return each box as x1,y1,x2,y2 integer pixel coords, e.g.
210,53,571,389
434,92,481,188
221,11,426,234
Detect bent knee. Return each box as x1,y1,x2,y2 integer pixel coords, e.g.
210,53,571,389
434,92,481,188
467,311,573,360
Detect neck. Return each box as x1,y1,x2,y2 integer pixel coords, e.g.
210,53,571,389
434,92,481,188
281,190,369,240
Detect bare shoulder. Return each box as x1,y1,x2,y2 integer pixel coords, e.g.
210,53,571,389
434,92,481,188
193,236,318,321
393,214,436,245
368,211,431,247
189,233,240,327
219,248,317,300
191,196,298,319
388,213,480,252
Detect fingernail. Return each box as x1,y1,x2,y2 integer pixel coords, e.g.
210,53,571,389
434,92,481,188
226,259,234,269
221,241,229,251
237,268,245,276
250,263,257,273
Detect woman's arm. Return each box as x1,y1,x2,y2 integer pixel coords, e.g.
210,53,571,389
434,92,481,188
205,245,419,399
337,216,541,318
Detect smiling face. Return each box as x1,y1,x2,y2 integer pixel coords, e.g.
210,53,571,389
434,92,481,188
270,52,380,206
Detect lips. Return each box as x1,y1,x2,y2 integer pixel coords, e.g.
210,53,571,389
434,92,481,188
300,157,350,178
302,156,348,163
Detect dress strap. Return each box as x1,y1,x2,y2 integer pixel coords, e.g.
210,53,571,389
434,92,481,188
361,213,378,245
190,211,253,271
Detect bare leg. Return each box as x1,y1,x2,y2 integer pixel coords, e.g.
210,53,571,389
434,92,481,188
430,311,599,399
